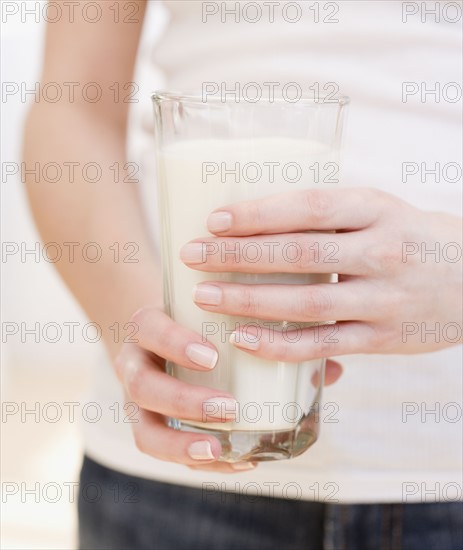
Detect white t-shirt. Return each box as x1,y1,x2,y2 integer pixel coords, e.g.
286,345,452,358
83,1,463,503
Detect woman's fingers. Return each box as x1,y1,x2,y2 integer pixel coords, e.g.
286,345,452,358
192,280,376,322
180,232,365,275
117,342,341,421
206,188,389,236
132,408,255,472
131,306,219,371
117,346,237,423
116,338,258,472
116,305,345,471
229,321,377,361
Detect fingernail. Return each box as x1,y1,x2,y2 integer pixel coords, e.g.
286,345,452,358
186,343,218,369
232,462,257,471
202,397,237,419
188,441,215,461
229,332,260,351
208,211,232,233
180,243,205,264
193,284,222,306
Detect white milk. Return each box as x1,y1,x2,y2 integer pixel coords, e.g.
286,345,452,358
158,138,337,431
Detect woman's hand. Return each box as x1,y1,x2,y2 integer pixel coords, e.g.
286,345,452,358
115,307,343,472
180,188,462,361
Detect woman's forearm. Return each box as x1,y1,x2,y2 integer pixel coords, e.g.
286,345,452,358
23,103,162,360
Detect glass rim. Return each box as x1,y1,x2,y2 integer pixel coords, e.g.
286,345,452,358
151,89,350,106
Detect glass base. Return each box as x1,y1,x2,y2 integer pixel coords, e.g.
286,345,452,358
168,406,320,463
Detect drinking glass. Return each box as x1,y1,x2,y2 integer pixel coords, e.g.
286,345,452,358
152,91,349,462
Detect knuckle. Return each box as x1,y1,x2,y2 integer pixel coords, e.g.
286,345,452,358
223,240,242,266
367,330,384,352
170,385,191,419
366,187,385,201
376,288,403,320
373,188,396,206
293,239,314,272
124,360,146,403
371,188,405,218
318,331,340,356
304,190,330,223
366,240,403,274
309,324,338,356
130,306,150,326
113,352,126,381
132,425,148,454
272,339,292,361
245,202,263,229
365,323,392,352
299,288,332,319
238,286,260,317
156,322,175,351
361,187,386,206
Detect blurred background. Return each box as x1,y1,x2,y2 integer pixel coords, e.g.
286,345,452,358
1,2,165,547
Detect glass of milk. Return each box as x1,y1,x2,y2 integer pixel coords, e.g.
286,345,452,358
152,90,349,462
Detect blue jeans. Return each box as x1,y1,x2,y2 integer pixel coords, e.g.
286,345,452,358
78,456,462,550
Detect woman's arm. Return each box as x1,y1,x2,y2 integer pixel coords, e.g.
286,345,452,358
23,1,162,360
